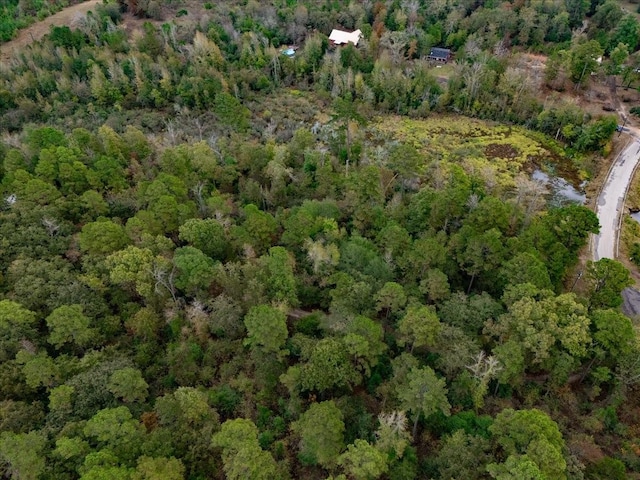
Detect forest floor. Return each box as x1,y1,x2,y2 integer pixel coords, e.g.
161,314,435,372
0,0,102,63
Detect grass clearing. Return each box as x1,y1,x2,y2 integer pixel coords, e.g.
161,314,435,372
371,115,573,187
617,0,640,21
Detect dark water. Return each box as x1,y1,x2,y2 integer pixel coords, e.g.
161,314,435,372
532,169,587,206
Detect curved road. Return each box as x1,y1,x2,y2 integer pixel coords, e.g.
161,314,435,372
592,128,640,316
593,133,640,260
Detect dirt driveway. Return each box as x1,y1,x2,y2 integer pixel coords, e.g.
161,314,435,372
0,0,102,64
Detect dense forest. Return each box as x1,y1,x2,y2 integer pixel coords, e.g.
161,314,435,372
1,0,640,479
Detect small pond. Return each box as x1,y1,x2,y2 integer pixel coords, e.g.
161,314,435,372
532,169,587,207
630,211,640,224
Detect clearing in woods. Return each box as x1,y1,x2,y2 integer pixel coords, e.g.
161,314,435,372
0,0,102,64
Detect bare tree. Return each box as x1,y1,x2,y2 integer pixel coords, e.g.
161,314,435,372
42,217,60,237
152,260,178,303
380,31,410,65
513,173,548,226
165,119,178,146
466,351,503,410
402,0,420,30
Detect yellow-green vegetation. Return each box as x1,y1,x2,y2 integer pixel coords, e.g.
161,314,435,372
429,63,455,79
620,215,639,254
621,170,640,273
618,216,640,287
626,171,640,212
374,116,558,186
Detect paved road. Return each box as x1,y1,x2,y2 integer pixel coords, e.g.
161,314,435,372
592,131,640,317
593,134,640,260
622,287,640,317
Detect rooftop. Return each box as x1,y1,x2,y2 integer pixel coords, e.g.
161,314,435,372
329,29,362,46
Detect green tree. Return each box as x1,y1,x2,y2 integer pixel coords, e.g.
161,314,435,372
456,228,505,293
489,286,591,382
0,300,37,362
83,407,145,461
15,350,60,389
106,246,156,298
486,455,545,479
155,387,218,428
178,218,228,260
243,304,288,354
607,43,629,75
108,367,149,403
0,400,44,434
124,307,162,341
585,457,627,480
214,92,250,131
331,96,366,170
46,304,95,350
489,408,566,479
435,430,491,480
0,431,46,480
338,439,389,480
211,418,277,480
375,282,407,318
590,309,635,360
79,219,130,256
397,366,451,438
397,305,442,352
173,246,216,296
78,191,110,221
282,337,362,393
53,436,90,462
329,272,376,317
574,116,618,153
132,456,185,480
231,204,278,256
49,385,74,415
584,258,632,310
291,401,345,467
35,146,90,195
499,252,551,291
25,126,68,154
6,257,83,315
610,15,640,52
439,292,503,336
80,464,134,480
419,269,451,304
258,246,298,306
570,40,605,85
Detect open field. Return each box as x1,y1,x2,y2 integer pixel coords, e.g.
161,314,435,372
372,115,574,187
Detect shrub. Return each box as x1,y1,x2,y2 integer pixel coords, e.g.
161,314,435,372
585,457,626,480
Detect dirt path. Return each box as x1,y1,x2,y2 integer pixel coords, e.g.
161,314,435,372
0,0,102,64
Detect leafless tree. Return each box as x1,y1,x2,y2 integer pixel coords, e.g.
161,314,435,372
152,261,177,303
467,351,503,381
380,31,410,65
42,217,60,237
165,119,178,146
402,0,420,30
